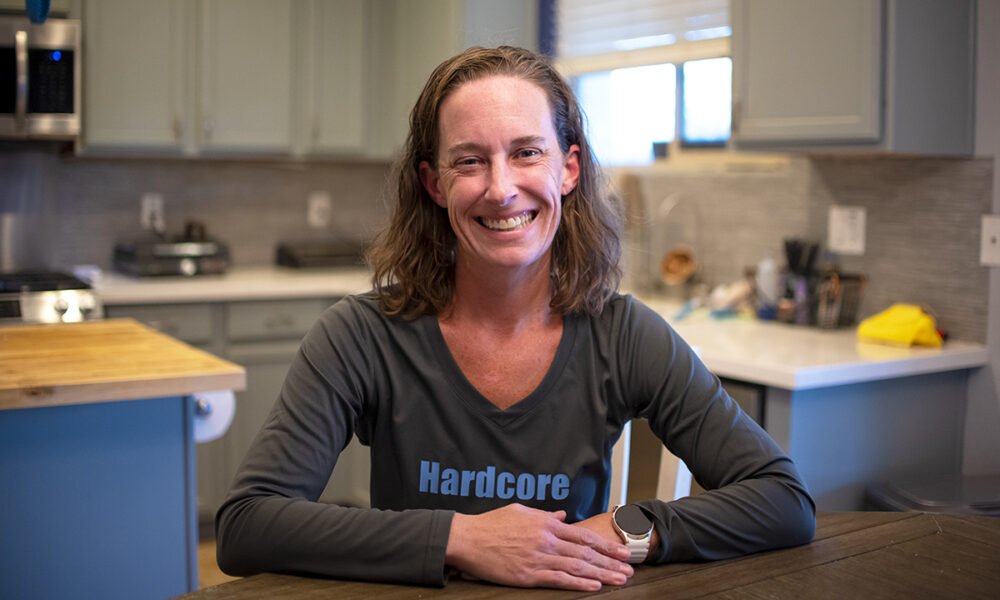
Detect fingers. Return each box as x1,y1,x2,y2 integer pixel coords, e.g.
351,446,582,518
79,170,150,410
446,504,635,591
552,518,632,562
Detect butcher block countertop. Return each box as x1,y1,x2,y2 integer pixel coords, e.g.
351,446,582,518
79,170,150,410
0,319,246,411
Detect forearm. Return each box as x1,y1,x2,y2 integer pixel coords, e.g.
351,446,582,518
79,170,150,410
216,494,454,586
637,467,815,563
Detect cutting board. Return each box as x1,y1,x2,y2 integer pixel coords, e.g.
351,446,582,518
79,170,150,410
0,319,245,410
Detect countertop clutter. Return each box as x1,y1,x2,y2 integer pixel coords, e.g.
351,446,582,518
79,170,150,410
86,266,989,392
0,318,245,410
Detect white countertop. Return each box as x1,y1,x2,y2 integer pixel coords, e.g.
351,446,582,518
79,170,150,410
93,266,373,304
641,298,989,391
91,268,989,390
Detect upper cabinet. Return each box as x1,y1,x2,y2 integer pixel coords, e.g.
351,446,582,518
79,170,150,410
197,0,294,154
82,0,188,150
80,0,535,160
364,0,538,160
82,0,366,157
731,0,975,156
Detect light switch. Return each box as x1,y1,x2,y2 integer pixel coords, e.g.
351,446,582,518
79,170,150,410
828,205,866,256
981,214,1000,267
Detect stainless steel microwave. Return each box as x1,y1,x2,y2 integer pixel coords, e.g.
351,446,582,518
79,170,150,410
0,16,80,139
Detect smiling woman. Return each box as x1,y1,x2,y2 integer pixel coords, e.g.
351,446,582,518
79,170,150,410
214,46,814,593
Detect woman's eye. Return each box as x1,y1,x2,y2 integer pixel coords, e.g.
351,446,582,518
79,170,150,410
516,148,541,160
455,157,481,168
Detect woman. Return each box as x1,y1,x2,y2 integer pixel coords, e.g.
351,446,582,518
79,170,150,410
216,46,815,591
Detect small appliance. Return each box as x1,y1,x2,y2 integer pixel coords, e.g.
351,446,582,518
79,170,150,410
113,220,231,277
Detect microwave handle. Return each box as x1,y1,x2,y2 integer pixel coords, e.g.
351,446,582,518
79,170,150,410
15,30,28,131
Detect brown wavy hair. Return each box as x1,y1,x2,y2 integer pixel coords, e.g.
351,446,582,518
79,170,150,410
367,46,622,318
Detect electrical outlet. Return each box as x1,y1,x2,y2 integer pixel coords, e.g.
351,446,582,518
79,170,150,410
981,215,1000,267
140,193,165,233
307,191,332,229
828,205,866,256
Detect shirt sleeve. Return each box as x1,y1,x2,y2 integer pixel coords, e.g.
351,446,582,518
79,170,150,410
618,298,816,563
214,297,454,586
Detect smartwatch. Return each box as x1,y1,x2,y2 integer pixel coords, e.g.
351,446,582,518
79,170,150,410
611,504,654,564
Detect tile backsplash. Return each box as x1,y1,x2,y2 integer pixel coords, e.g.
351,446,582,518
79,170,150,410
1,147,392,271
2,148,992,342
621,155,992,343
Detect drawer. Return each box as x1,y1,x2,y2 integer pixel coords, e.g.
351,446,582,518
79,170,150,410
106,304,216,344
226,299,330,341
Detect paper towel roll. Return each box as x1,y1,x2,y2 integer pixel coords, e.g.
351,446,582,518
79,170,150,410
192,390,235,443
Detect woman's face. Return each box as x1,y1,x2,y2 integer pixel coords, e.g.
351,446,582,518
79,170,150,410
420,76,579,277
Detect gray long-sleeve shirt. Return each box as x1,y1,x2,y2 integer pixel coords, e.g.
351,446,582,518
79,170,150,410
216,292,815,586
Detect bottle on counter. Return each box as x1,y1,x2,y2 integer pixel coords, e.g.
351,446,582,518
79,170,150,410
755,255,780,320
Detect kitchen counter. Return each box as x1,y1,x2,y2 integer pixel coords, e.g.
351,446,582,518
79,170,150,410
90,269,988,390
0,318,245,410
640,298,989,390
92,265,372,305
0,319,246,598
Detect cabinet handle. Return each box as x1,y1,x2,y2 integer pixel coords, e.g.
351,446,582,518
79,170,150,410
731,99,741,136
172,114,182,141
311,115,320,144
14,31,27,132
203,116,214,142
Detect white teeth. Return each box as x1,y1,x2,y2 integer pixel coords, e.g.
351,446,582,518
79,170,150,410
481,212,535,231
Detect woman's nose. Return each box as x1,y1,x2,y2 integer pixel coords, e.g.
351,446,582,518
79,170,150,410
485,162,516,205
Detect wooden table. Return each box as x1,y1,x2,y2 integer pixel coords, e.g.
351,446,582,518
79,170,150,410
185,511,999,598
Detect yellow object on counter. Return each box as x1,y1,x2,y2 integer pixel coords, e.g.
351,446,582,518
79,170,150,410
856,304,943,348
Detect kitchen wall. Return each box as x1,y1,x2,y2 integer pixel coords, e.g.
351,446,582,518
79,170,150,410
1,148,392,270
623,154,992,344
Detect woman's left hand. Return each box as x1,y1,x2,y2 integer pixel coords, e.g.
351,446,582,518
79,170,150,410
573,511,660,558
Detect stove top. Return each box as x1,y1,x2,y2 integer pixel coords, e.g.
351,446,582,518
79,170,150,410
0,270,101,323
0,271,93,293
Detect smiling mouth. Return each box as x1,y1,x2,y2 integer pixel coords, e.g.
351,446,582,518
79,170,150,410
478,211,538,232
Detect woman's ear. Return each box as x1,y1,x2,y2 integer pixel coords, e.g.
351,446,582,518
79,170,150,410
561,144,580,196
419,161,447,208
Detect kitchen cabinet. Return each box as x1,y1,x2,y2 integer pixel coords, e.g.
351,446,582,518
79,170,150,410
81,0,534,159
298,0,367,155
82,0,366,157
82,0,188,150
198,0,294,153
730,0,975,156
365,0,538,159
83,0,294,155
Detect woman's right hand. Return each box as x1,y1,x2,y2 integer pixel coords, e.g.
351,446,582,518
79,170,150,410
444,503,634,591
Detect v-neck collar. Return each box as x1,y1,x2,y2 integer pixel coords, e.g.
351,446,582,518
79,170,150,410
423,312,580,428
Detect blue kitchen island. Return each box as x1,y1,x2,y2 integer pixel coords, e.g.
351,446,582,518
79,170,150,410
0,319,245,600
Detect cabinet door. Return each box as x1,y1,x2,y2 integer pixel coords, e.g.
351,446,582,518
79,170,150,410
223,341,301,493
731,0,882,144
82,0,189,150
198,0,293,152
302,0,367,154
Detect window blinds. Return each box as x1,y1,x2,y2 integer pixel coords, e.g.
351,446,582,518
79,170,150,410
557,0,730,58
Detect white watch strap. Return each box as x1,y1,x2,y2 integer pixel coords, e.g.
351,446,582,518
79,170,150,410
624,534,650,563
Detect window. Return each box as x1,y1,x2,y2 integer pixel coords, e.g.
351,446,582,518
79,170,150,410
554,0,732,166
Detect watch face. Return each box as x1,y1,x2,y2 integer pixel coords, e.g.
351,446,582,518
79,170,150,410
615,504,652,535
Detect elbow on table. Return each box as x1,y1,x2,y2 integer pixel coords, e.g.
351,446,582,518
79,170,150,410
214,501,260,577
784,491,817,548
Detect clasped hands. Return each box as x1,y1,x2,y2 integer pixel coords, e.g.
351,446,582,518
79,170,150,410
445,503,649,591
